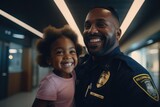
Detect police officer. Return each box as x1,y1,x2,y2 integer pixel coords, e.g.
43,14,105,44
75,7,160,107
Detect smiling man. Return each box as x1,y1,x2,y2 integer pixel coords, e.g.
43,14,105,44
75,7,160,107
83,7,120,57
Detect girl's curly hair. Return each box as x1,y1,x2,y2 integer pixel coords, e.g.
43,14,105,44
36,25,83,67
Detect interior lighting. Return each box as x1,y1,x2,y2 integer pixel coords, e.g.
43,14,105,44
0,9,43,38
9,49,17,53
9,55,13,60
120,0,145,38
13,34,25,39
146,39,154,45
54,0,85,46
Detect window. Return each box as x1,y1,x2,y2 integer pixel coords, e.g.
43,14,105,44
9,43,23,73
129,42,160,90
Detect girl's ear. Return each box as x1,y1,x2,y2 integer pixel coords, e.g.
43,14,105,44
116,28,121,41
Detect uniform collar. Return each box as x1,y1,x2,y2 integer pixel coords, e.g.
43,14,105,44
88,46,122,64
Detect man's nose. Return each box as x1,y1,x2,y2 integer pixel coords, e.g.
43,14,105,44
88,25,98,34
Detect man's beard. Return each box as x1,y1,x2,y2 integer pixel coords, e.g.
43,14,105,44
83,32,118,56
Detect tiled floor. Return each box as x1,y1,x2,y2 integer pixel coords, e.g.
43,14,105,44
0,88,38,107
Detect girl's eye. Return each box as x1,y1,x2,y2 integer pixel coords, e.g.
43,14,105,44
70,49,76,54
56,49,63,55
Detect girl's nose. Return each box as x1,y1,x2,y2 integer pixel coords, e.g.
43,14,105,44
63,54,71,60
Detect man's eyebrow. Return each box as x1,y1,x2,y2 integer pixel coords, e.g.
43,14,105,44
85,18,106,23
96,18,106,22
84,20,90,24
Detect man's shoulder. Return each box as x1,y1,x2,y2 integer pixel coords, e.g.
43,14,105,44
78,54,90,65
114,54,149,74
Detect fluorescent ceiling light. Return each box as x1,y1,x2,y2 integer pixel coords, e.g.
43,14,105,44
9,49,17,53
120,0,145,38
5,30,11,35
54,0,144,43
0,9,43,38
54,0,85,46
146,39,154,45
0,0,144,42
13,34,25,39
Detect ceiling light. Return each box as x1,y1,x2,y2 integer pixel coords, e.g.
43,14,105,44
146,39,154,45
120,0,145,38
54,0,85,46
13,34,25,39
5,30,11,35
0,9,43,38
9,55,14,60
9,49,17,53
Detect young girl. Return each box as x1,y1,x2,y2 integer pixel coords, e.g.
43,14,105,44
32,25,82,107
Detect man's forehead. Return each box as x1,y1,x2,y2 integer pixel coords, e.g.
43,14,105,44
85,9,112,21
87,8,111,18
89,8,111,14
85,8,120,27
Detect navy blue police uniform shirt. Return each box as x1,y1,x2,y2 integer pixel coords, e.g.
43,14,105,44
75,47,160,107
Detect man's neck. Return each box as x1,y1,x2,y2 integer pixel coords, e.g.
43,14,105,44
92,46,120,62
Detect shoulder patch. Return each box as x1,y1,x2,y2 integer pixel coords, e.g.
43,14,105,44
133,74,159,101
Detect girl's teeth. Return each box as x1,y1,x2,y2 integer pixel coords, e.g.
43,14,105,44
63,63,72,67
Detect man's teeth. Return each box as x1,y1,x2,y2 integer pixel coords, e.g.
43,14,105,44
90,38,101,42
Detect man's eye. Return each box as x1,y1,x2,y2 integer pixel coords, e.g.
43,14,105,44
97,22,107,28
84,23,91,29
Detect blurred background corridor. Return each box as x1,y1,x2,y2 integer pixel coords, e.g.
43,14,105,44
0,0,160,107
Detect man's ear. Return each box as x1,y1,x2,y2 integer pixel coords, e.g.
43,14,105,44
116,28,121,41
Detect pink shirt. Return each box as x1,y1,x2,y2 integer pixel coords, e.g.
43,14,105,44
36,71,76,107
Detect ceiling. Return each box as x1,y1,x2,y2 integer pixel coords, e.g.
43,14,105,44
0,0,160,52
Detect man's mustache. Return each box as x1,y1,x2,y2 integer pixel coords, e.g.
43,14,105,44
83,33,105,41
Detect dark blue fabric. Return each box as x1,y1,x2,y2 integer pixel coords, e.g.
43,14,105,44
75,47,160,107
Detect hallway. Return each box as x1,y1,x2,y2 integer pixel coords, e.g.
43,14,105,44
0,88,37,107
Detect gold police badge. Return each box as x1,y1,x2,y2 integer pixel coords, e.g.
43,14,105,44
96,71,110,88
